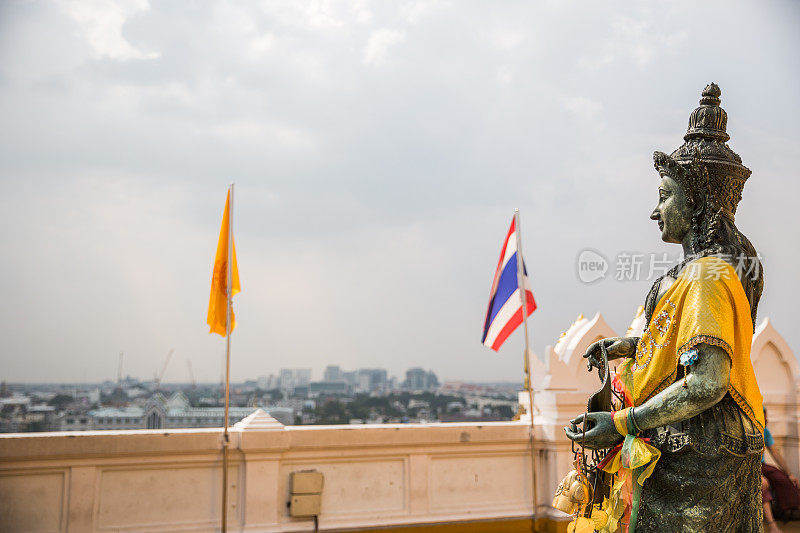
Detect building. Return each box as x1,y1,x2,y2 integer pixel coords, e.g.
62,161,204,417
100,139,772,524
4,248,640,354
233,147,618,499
309,381,348,397
342,371,357,387
279,368,312,393
257,374,278,390
324,365,344,382
356,368,388,393
403,368,439,391
316,367,390,394
58,392,294,430
0,397,59,432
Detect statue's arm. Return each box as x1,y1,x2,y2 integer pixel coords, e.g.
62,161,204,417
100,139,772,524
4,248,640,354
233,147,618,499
565,343,730,449
633,343,730,431
583,336,640,370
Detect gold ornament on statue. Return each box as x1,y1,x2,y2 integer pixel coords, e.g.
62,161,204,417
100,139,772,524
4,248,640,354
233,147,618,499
552,461,593,515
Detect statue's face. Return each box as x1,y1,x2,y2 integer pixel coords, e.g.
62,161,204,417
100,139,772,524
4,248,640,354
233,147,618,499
650,175,692,244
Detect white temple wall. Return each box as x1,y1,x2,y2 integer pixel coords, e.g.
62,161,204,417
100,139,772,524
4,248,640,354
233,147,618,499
751,318,800,473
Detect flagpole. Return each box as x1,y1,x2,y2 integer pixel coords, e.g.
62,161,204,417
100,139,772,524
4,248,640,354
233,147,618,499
514,208,538,531
222,183,234,533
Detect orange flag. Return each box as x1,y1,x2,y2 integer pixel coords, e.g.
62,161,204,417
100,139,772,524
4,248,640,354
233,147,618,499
207,189,241,336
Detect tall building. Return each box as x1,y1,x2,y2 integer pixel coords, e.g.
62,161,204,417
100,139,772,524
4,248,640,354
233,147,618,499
356,368,388,393
279,369,312,392
324,365,344,382
295,369,312,386
278,369,293,390
404,368,439,391
404,368,426,390
342,371,357,387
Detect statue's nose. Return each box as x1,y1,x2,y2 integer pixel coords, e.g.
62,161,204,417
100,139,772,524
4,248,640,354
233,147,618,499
650,208,660,221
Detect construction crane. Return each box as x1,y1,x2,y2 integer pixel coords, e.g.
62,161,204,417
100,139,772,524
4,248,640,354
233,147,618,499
153,349,174,391
186,360,196,391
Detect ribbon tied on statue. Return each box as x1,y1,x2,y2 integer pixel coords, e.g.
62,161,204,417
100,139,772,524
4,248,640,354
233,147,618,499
591,407,661,532
599,408,661,483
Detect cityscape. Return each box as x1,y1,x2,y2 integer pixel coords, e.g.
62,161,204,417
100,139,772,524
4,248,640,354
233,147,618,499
0,364,522,433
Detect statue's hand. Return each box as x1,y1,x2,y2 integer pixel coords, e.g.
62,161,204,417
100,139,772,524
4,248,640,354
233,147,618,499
583,337,638,371
564,412,623,450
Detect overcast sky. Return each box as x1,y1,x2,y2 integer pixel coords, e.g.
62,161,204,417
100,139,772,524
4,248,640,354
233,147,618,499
1,0,798,384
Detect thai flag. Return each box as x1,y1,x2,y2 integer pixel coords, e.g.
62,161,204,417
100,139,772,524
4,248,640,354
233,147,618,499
482,216,536,351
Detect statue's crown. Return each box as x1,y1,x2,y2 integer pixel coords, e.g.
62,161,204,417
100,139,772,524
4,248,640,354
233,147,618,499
684,83,729,142
656,83,751,220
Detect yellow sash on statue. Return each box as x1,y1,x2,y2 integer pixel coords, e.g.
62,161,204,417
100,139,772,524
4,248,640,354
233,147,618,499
626,256,764,431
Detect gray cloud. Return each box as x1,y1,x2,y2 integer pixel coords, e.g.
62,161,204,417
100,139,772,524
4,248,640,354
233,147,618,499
1,0,798,383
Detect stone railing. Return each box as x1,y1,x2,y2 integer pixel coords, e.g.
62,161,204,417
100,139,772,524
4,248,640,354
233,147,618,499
0,414,555,532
